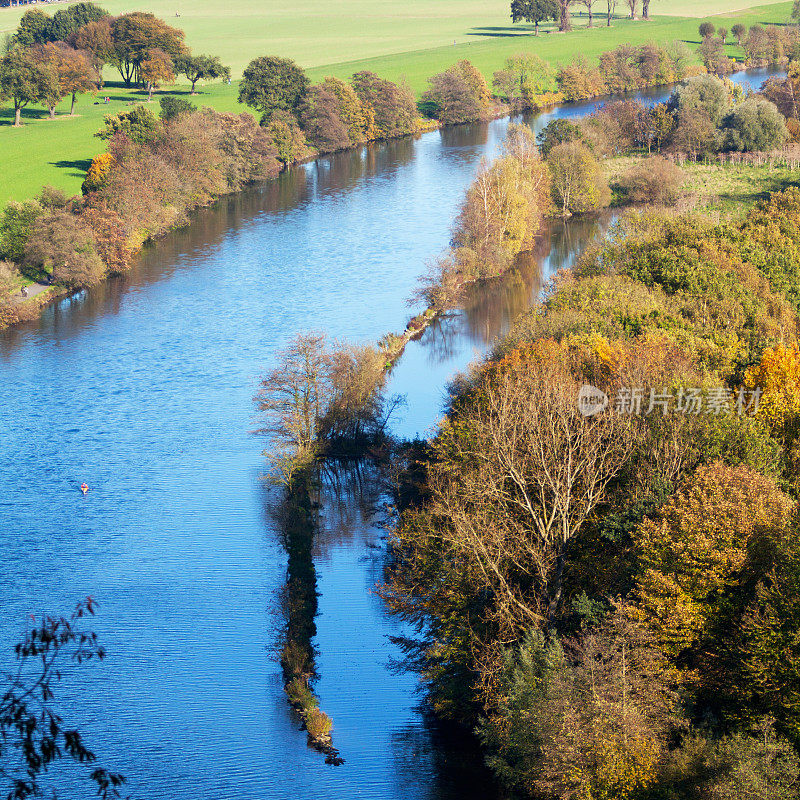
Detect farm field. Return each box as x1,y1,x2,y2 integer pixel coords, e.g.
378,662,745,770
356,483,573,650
0,0,794,203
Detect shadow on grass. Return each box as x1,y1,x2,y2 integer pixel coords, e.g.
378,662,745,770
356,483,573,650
50,158,92,179
0,106,51,126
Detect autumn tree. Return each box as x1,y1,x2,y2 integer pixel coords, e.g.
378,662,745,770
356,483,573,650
699,21,716,38
620,155,684,203
0,46,58,127
732,22,746,44
350,71,418,139
70,17,113,85
297,85,350,152
422,60,492,124
239,55,309,121
320,76,371,144
173,53,230,94
578,0,595,27
24,209,106,288
96,103,160,143
547,141,611,217
33,42,98,116
109,12,187,87
139,47,174,101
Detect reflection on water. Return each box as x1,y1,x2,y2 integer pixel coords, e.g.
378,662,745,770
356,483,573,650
0,69,780,800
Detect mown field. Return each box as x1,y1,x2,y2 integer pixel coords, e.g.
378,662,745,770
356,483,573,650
0,0,793,203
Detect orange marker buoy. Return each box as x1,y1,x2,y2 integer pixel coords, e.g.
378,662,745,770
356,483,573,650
80,483,89,495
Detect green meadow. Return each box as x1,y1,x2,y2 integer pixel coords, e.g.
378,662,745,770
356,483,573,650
0,0,794,203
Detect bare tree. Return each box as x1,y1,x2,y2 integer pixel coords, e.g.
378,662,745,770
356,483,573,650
606,0,618,25
625,0,638,18
578,0,595,27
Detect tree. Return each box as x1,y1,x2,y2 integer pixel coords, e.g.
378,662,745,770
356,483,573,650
239,55,309,121
351,71,418,139
745,24,771,65
732,22,746,44
669,73,731,124
537,118,584,156
96,104,160,144
0,199,42,262
510,0,559,33
13,9,52,47
0,46,59,127
320,76,371,144
547,141,611,216
33,42,97,117
641,0,652,20
70,17,113,86
139,47,174,101
24,209,105,287
718,25,729,43
109,12,186,87
49,2,108,42
422,69,483,124
298,85,350,152
625,0,637,19
556,0,575,31
699,35,733,76
493,53,554,111
173,53,230,94
793,0,800,23
606,0,618,25
699,21,716,38
0,599,125,799
578,0,595,27
722,96,789,152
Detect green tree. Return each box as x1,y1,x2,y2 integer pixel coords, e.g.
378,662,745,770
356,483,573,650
0,199,42,262
173,53,229,94
732,22,747,44
13,9,52,46
722,96,789,152
547,141,611,216
536,118,584,156
510,0,559,34
699,21,716,38
0,46,59,127
96,103,160,144
49,2,108,42
239,55,309,121
493,53,555,110
669,73,731,124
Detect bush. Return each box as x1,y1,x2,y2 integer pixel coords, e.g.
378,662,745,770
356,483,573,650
24,209,104,288
305,708,332,740
619,156,685,204
285,677,318,711
159,95,196,120
96,104,161,144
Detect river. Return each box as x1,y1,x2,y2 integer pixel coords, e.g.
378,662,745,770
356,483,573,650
0,68,781,799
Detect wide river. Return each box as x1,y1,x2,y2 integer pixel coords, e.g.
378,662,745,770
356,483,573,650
0,69,780,799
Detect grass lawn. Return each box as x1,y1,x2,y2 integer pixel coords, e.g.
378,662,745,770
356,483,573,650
0,0,793,203
0,0,791,77
607,154,800,216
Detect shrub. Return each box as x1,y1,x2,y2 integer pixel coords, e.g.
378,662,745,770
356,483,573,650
669,73,731,125
619,156,685,204
81,152,115,194
96,104,161,144
158,95,195,120
263,109,313,165
24,209,105,288
305,708,332,739
286,677,318,711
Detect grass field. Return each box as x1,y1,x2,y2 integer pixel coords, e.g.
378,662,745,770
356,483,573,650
0,0,793,203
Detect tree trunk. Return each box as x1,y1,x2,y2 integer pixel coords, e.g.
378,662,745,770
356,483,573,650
642,0,650,17
547,552,565,618
70,92,76,116
587,5,593,26
559,0,572,30
534,20,539,34
147,83,154,101
14,104,21,127
49,105,55,119
191,78,197,94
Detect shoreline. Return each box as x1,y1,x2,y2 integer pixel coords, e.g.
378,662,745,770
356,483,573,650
0,62,775,335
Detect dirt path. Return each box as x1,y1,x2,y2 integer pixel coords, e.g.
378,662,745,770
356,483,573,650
12,283,50,305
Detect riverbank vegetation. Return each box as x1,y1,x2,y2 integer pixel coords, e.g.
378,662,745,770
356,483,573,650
382,164,800,800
